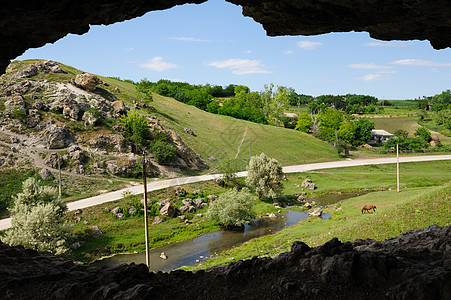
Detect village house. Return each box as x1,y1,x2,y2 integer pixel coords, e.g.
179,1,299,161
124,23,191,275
367,129,395,145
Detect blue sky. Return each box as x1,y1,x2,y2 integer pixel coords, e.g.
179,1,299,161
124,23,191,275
15,0,451,99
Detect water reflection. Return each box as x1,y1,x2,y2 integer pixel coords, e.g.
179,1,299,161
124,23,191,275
92,210,331,272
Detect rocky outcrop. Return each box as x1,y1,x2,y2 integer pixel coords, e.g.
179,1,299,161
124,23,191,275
0,225,450,299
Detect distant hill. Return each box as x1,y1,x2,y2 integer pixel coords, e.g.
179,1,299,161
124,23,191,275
0,59,338,179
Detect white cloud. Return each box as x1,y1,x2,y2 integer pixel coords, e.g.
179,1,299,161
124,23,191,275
356,74,384,81
296,41,322,50
282,50,293,55
169,37,209,42
207,59,271,75
125,48,134,51
365,41,412,47
391,59,451,67
140,57,179,72
243,50,252,54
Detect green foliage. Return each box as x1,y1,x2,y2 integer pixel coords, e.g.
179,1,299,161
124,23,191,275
414,127,432,142
0,170,37,217
11,107,27,120
1,178,72,254
245,153,284,199
150,140,177,164
295,112,313,132
206,188,256,228
261,84,291,126
119,110,152,149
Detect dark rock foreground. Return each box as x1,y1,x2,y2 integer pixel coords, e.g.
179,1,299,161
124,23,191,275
1,224,450,299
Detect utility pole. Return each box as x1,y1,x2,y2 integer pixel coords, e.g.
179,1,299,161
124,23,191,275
58,153,62,198
142,155,150,268
396,142,400,192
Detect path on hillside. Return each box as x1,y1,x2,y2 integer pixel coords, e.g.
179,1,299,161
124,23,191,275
233,125,248,160
1,154,450,230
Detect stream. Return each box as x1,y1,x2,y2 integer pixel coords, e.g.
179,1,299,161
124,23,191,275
92,193,361,271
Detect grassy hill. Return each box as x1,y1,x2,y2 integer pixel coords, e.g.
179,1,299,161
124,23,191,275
90,66,339,171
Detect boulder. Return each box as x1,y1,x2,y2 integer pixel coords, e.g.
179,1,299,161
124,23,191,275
43,124,74,149
111,100,127,115
88,134,127,152
152,216,163,225
91,226,103,238
82,110,99,126
128,206,137,215
308,207,322,217
194,198,204,208
156,198,172,208
160,203,177,218
179,205,196,213
74,73,102,91
297,194,306,202
182,198,193,206
159,252,168,260
301,179,315,190
174,186,186,196
111,207,121,215
39,168,53,180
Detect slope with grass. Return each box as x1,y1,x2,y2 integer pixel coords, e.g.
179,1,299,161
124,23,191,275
186,182,451,271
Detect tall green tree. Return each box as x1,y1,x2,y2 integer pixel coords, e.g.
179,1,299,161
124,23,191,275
260,84,291,126
1,178,73,254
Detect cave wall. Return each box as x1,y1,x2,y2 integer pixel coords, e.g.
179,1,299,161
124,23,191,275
1,0,451,74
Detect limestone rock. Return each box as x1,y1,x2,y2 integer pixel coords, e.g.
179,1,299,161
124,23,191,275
91,225,103,238
308,207,322,217
111,100,127,115
301,179,315,190
39,168,53,180
160,203,177,218
152,216,163,225
160,252,168,260
74,73,102,91
5,95,26,108
43,124,74,149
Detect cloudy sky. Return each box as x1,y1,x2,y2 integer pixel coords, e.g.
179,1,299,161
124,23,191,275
15,0,451,99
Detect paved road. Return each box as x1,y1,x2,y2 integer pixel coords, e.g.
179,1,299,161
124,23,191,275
1,154,450,231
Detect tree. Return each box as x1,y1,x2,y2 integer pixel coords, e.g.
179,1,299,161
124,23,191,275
245,153,284,199
1,178,72,254
414,127,432,143
206,188,256,228
295,112,313,132
260,84,291,126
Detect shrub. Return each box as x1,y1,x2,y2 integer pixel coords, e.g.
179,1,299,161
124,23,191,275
206,188,255,228
1,178,72,254
150,140,177,164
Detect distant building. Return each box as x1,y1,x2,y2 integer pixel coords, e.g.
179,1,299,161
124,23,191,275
367,129,395,145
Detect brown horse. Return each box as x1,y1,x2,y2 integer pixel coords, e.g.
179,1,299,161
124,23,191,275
361,205,377,214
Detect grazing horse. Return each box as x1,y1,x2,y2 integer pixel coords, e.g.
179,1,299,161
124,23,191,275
361,205,377,214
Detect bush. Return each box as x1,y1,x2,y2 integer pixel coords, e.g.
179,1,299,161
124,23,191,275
119,110,152,149
1,178,72,254
150,140,177,164
206,188,255,228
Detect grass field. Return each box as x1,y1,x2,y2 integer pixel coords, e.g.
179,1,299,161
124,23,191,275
185,182,451,271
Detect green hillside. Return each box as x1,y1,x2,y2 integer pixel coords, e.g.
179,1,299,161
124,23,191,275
97,70,339,171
